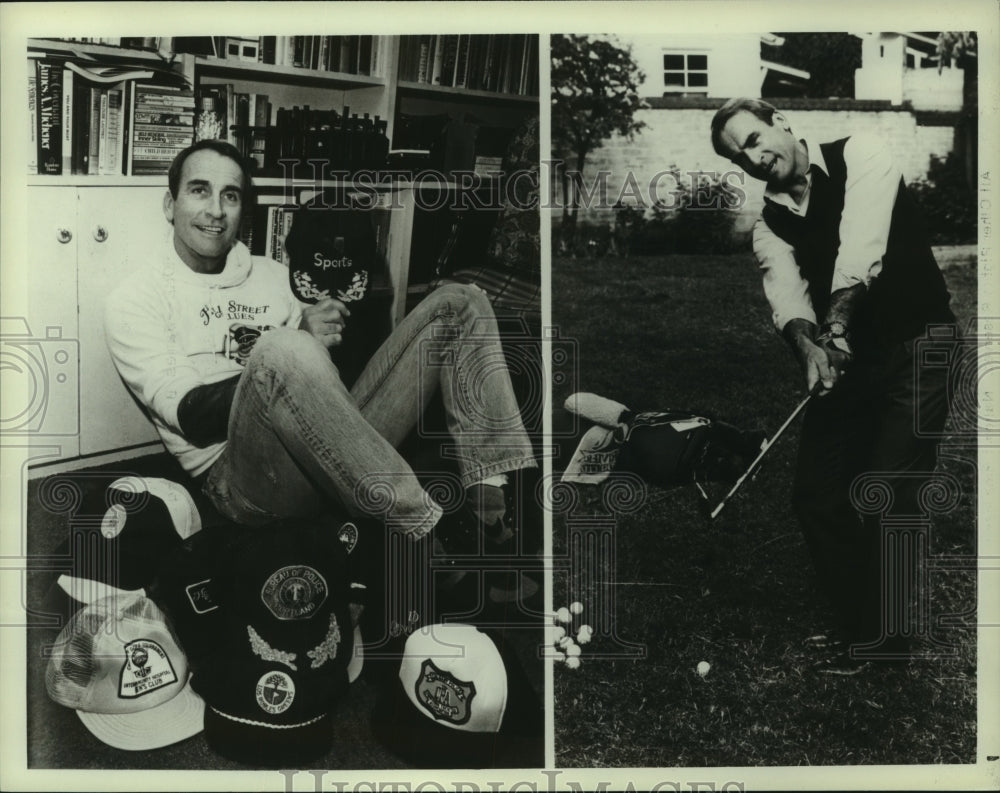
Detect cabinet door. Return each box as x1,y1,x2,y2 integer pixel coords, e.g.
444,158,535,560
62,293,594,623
11,188,81,460
76,187,166,456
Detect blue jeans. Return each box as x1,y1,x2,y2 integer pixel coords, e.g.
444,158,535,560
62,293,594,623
203,284,537,538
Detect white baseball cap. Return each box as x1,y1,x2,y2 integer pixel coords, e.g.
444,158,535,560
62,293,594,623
398,623,508,733
45,590,204,750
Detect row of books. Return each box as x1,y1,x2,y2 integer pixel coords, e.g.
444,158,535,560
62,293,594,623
195,83,391,175
397,34,539,96
213,35,384,77
29,57,193,176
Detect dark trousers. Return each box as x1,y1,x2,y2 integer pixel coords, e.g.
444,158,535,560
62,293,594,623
792,332,954,655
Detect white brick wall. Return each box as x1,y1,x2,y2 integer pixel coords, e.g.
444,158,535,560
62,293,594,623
567,107,956,228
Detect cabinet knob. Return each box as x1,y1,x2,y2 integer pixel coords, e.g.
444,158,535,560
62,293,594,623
93,226,109,243
57,228,72,244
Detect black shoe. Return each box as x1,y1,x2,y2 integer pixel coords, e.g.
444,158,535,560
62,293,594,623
432,501,483,558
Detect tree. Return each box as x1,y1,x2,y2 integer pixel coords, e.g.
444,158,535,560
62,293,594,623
551,34,646,254
937,31,978,194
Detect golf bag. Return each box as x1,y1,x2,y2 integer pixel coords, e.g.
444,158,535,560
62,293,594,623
562,392,765,492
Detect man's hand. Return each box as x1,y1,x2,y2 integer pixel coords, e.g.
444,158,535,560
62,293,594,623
299,298,351,349
799,340,852,395
784,318,850,396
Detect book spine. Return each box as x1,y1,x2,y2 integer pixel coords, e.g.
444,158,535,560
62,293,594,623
36,60,63,175
61,68,74,173
87,88,101,175
112,88,125,175
27,66,37,174
98,89,110,174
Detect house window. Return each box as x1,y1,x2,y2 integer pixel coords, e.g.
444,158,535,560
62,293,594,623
662,52,708,93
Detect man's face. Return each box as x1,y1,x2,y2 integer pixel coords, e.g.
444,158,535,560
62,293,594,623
164,149,244,273
717,111,806,190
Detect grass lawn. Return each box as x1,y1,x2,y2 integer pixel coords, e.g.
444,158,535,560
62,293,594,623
550,251,978,767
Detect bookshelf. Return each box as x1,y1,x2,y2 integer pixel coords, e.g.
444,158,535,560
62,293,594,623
22,33,539,471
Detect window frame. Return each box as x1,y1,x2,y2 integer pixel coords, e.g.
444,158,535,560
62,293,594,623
661,50,710,94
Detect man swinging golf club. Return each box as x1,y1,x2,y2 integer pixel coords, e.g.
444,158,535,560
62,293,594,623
710,99,957,673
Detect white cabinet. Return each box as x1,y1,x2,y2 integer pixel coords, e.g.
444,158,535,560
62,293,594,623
76,186,167,456
23,184,165,467
11,188,82,460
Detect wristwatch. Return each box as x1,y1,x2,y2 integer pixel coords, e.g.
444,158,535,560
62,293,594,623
817,321,852,356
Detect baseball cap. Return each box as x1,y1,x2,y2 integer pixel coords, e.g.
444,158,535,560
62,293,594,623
42,476,204,628
56,476,201,592
372,623,544,768
45,590,204,750
157,519,361,766
284,206,376,305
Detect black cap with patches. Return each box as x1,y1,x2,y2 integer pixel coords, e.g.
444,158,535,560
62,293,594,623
284,207,376,306
152,518,361,766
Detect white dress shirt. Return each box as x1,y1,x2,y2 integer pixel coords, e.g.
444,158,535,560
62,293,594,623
751,133,901,331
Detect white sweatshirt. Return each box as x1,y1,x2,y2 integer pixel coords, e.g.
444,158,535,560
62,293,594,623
105,234,303,477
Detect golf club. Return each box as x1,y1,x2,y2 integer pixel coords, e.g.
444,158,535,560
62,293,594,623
705,382,821,520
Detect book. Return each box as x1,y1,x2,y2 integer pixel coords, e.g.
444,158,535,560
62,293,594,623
454,35,471,88
109,87,125,175
28,66,38,173
87,87,102,175
61,67,74,173
430,35,444,85
71,78,90,173
35,59,63,174
65,60,156,84
98,89,110,174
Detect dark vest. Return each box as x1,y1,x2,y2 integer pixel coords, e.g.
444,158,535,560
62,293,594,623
761,137,954,349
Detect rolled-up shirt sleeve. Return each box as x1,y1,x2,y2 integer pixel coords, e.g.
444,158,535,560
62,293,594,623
752,215,816,332
832,133,899,292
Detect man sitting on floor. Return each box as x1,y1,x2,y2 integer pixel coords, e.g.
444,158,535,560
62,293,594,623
105,139,537,560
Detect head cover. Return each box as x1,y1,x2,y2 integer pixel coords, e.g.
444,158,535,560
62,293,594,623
284,206,376,305
57,475,201,591
42,476,204,628
45,591,204,750
154,519,360,766
372,623,544,768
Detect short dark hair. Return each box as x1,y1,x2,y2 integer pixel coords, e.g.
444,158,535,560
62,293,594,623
167,139,255,207
710,98,780,158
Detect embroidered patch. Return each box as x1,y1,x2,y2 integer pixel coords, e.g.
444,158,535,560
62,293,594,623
261,565,328,621
248,624,298,670
255,671,295,715
118,639,178,698
306,614,341,669
185,579,218,614
337,521,359,554
414,659,476,726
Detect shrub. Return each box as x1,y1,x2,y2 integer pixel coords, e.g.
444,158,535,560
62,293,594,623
908,152,977,245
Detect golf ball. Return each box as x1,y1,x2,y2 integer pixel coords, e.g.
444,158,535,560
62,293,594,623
566,656,581,669
570,601,584,615
555,607,571,624
697,661,711,677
